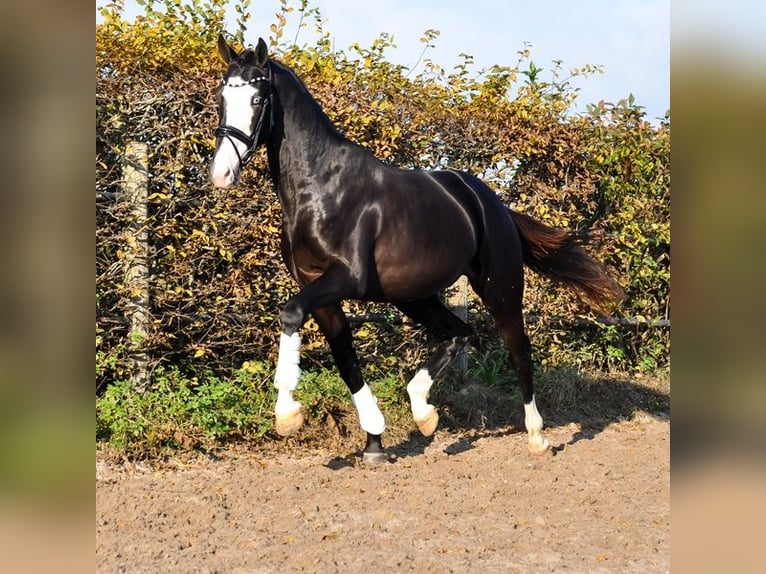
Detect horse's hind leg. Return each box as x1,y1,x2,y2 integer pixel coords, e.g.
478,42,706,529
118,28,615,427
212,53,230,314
500,310,549,454
471,273,550,454
396,296,473,436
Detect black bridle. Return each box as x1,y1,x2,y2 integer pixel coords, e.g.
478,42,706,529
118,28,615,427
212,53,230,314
214,62,272,169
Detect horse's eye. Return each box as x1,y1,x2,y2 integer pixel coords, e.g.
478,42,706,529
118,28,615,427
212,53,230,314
252,95,264,105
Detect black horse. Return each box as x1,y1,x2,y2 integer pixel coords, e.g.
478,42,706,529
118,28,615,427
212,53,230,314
210,35,624,462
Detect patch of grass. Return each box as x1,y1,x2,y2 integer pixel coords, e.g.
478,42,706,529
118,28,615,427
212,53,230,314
293,367,415,448
96,352,669,459
531,365,670,427
433,346,669,434
294,368,351,418
96,364,275,458
466,343,519,391
96,360,415,458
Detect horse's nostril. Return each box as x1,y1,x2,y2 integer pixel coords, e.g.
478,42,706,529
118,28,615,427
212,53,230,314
210,164,234,189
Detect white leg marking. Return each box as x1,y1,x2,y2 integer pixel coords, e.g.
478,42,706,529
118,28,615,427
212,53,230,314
407,369,439,436
274,332,301,391
524,395,550,454
273,332,304,436
275,387,302,419
352,384,386,435
407,369,433,419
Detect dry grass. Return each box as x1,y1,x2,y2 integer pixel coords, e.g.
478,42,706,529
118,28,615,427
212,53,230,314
278,365,670,455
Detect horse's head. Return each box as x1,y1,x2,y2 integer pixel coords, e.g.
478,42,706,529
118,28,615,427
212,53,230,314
210,35,272,189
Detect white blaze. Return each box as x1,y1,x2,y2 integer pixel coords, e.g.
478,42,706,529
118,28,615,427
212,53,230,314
210,75,258,188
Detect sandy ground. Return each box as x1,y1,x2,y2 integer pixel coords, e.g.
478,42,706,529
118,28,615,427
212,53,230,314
97,412,669,573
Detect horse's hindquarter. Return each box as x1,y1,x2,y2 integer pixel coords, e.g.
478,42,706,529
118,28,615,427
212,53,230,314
372,169,481,301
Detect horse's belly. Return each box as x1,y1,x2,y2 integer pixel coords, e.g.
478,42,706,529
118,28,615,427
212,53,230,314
373,237,472,302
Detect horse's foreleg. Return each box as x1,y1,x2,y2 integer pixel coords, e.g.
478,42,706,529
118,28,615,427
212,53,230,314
273,266,356,437
273,331,305,436
312,305,386,463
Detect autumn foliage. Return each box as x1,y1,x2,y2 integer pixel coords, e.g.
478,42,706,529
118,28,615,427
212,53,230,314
96,0,669,390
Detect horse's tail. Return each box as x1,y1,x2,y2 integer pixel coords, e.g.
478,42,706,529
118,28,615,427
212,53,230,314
509,209,625,313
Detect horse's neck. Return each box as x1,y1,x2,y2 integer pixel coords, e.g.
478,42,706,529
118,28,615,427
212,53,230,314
267,64,346,186
266,63,382,222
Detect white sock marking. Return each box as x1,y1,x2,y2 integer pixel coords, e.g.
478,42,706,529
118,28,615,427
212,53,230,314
274,332,302,418
524,395,548,451
275,388,302,418
274,332,301,390
407,369,434,420
352,384,386,435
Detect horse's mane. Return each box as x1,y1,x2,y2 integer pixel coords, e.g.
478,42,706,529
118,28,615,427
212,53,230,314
267,59,356,147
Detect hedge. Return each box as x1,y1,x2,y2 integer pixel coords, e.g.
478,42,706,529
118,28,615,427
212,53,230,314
96,0,669,392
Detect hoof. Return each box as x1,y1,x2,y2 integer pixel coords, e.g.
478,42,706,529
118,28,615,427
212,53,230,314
528,437,551,455
275,407,304,437
414,405,439,437
362,451,388,465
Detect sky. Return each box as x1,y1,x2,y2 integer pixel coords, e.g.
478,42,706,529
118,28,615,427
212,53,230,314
102,0,674,121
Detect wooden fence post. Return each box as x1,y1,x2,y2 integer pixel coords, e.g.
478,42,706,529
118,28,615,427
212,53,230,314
122,142,150,391
446,275,469,376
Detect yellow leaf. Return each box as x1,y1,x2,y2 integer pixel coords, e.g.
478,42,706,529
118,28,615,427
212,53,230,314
356,327,370,339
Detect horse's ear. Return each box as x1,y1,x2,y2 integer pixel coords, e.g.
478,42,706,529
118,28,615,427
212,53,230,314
255,37,269,66
217,33,237,64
